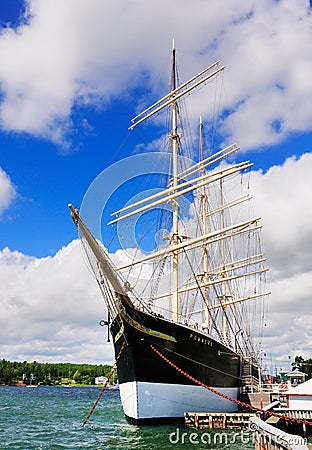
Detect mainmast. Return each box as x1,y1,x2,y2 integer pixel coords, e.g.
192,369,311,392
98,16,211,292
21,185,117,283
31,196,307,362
199,117,210,329
171,40,180,323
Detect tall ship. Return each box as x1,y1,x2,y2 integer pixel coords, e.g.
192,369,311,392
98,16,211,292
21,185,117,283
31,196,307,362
69,44,270,424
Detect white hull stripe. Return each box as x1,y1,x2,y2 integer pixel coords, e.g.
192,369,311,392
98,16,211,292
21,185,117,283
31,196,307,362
119,381,238,420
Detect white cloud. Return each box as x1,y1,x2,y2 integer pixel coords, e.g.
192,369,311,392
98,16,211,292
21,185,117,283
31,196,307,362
251,153,312,279
249,153,312,362
218,0,312,148
1,154,311,366
0,0,311,149
0,166,16,215
0,0,311,366
0,240,114,363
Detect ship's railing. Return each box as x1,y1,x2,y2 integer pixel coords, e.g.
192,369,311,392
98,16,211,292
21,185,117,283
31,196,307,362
242,383,293,394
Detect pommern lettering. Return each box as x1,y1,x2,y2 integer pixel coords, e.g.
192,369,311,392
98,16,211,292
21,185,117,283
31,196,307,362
189,332,213,347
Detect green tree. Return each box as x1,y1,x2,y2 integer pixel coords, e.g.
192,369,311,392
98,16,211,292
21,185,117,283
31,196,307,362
292,355,312,379
0,359,114,385
73,370,81,383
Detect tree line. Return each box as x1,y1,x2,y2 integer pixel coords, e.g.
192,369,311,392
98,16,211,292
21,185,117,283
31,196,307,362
1,355,310,386
292,355,312,379
0,359,115,386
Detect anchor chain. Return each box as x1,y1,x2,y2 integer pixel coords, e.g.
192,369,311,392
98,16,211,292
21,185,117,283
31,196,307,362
150,344,311,427
82,340,126,427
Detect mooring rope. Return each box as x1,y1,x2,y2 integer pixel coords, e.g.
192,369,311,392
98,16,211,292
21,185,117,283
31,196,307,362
82,340,126,427
150,344,311,426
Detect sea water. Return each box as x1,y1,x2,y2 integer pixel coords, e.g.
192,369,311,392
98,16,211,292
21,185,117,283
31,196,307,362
0,386,254,449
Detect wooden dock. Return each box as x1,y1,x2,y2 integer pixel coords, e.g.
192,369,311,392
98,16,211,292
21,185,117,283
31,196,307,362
184,411,257,429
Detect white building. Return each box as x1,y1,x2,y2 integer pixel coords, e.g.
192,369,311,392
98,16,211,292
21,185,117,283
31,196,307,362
95,376,108,385
285,378,312,410
285,369,306,385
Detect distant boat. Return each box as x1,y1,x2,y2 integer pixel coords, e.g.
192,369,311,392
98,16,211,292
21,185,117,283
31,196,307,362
69,44,270,424
107,385,119,392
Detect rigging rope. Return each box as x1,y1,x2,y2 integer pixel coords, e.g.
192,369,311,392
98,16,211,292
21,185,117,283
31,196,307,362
81,340,126,427
179,236,227,346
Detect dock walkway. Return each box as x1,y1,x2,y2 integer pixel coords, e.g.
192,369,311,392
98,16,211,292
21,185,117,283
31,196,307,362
184,411,256,429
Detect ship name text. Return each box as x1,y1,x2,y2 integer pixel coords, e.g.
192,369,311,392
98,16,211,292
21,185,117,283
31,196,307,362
189,333,213,347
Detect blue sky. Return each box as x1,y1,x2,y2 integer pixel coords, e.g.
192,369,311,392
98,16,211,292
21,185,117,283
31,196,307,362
0,0,310,258
0,0,26,27
0,0,312,366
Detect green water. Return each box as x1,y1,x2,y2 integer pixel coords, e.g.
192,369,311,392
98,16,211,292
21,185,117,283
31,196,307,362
0,386,255,449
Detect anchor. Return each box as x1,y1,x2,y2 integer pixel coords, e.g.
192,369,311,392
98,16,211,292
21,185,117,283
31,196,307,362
99,311,111,342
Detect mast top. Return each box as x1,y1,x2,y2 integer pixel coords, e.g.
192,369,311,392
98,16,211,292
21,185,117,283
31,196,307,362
171,40,176,91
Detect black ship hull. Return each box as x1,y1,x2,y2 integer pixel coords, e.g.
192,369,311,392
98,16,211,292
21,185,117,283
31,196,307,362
110,301,245,424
